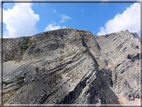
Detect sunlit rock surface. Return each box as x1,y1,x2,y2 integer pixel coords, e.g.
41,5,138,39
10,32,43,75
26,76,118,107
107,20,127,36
1,28,141,105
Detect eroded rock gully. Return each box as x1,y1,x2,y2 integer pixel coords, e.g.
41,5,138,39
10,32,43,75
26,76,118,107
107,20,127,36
1,28,141,105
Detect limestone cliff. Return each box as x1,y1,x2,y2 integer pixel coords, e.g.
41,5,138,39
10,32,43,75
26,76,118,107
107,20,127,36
1,28,141,105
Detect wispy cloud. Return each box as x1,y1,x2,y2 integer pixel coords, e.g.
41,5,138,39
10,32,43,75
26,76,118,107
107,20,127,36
97,3,140,35
54,9,71,24
45,9,70,31
53,9,57,13
45,22,66,31
60,14,71,24
81,9,84,12
3,3,39,38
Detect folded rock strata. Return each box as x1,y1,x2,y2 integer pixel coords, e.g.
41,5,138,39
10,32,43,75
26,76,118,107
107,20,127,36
1,28,141,105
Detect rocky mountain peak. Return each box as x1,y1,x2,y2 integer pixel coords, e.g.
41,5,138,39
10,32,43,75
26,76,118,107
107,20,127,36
1,28,141,105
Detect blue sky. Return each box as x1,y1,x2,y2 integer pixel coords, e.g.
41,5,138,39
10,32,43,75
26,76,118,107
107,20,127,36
1,1,141,38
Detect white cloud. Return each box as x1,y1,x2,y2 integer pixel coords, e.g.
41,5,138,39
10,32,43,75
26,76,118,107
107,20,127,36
97,3,140,35
53,9,57,13
45,22,66,31
62,26,66,28
45,9,69,31
53,9,71,24
60,14,71,23
3,3,39,38
81,9,84,12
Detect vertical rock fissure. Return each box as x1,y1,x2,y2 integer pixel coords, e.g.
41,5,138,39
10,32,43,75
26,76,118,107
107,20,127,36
80,36,99,70
79,35,120,104
58,34,102,104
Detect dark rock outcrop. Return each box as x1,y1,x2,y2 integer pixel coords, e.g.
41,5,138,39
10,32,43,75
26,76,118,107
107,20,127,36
1,28,141,105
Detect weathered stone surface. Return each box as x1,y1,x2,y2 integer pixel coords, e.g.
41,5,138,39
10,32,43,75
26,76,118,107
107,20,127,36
1,28,141,105
93,30,141,102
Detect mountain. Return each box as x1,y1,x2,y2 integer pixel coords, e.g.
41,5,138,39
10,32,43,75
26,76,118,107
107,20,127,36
1,28,141,105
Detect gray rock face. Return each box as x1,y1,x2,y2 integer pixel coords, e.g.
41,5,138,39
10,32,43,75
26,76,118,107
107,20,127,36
1,28,141,105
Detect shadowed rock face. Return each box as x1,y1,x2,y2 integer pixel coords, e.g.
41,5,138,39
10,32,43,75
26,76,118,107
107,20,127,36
1,28,141,105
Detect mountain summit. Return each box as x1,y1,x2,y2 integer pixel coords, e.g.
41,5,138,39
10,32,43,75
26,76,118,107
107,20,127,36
1,28,141,105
